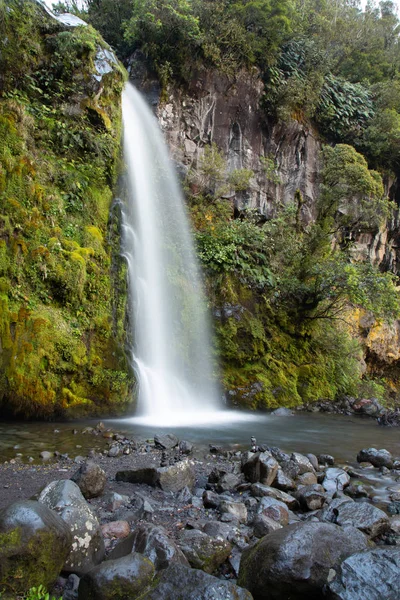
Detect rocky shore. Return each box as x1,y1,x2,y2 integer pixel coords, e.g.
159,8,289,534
0,423,399,600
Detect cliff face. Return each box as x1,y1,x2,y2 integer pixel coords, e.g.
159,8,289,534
0,1,133,418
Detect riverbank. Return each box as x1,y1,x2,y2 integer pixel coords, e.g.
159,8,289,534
0,422,399,599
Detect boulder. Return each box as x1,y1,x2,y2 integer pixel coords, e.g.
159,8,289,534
322,468,350,493
238,522,369,600
154,433,179,450
116,460,195,493
78,553,155,600
216,472,241,493
357,448,394,469
71,461,106,499
139,564,253,600
295,484,327,511
333,501,390,538
177,529,232,574
63,573,80,600
274,468,297,492
318,454,335,466
252,514,283,538
291,452,316,475
101,521,130,539
257,497,289,525
202,490,221,509
327,547,400,600
38,480,105,574
297,472,318,486
241,451,279,485
179,440,193,455
0,500,71,595
108,523,188,570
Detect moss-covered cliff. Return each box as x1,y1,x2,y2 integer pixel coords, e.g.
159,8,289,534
0,0,133,418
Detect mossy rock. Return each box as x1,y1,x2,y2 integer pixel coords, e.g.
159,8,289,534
0,500,72,598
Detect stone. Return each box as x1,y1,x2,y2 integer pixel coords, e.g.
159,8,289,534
270,407,294,416
116,460,195,493
250,484,298,509
219,500,247,523
297,472,318,486
327,547,400,600
78,553,155,600
154,433,179,450
306,453,319,470
241,451,279,486
202,520,239,541
179,440,193,455
318,496,354,523
202,490,221,509
333,501,390,538
291,452,316,475
103,492,130,512
274,468,297,492
108,523,189,571
38,480,105,574
40,450,53,460
107,445,120,458
295,484,327,511
101,521,130,539
177,529,232,574
71,461,106,499
322,468,350,493
63,574,80,600
257,497,289,525
357,448,394,469
353,398,383,416
252,514,283,538
318,454,335,466
238,522,369,600
0,500,72,595
139,564,253,600
215,472,241,493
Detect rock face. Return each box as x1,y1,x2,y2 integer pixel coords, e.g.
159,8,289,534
139,563,253,600
327,547,400,600
71,461,107,499
108,524,189,571
78,553,155,600
0,500,72,595
238,522,369,600
38,480,105,574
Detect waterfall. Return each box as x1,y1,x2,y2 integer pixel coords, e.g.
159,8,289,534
121,83,222,426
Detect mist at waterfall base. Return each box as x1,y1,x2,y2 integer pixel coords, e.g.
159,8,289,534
121,83,257,428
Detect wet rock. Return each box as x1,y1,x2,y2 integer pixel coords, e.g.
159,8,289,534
139,563,253,600
103,492,130,512
306,453,319,470
219,500,247,523
0,500,72,595
202,520,239,541
357,448,394,469
38,480,105,574
241,451,279,485
274,468,297,492
216,472,241,493
270,407,294,416
345,483,369,499
297,472,318,486
101,521,130,539
78,553,155,600
250,484,298,509
258,497,289,525
177,529,232,574
179,440,193,454
107,445,120,458
390,515,400,534
322,468,350,493
202,490,221,509
116,459,195,492
252,514,283,538
327,547,400,600
295,484,327,511
353,398,383,416
333,501,390,538
388,501,400,515
63,574,80,600
291,452,316,475
318,496,354,523
318,454,335,466
71,461,106,499
238,522,369,600
154,433,179,450
108,523,188,571
40,450,53,461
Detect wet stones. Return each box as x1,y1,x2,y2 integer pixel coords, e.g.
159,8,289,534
177,529,232,574
241,451,279,486
333,501,390,538
154,434,179,450
71,461,106,499
295,484,327,511
100,521,131,540
219,500,248,524
322,468,350,493
116,459,196,493
38,480,105,575
0,500,72,595
238,522,369,600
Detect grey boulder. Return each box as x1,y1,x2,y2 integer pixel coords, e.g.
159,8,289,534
177,529,232,574
333,501,390,538
38,479,105,574
116,459,195,492
356,448,394,469
71,461,107,499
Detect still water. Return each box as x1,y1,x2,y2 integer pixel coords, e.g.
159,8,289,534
0,413,398,465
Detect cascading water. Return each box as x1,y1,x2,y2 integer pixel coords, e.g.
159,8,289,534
122,83,253,427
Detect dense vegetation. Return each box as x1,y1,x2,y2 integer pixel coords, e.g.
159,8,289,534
0,0,133,418
3,0,400,414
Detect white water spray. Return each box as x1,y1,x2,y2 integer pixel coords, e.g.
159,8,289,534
121,83,253,427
